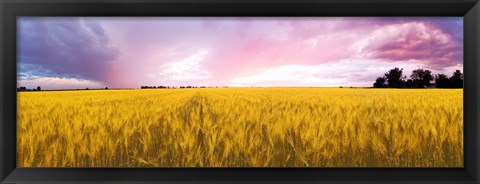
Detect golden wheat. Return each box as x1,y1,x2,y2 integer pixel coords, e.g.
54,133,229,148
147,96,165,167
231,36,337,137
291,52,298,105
17,88,463,167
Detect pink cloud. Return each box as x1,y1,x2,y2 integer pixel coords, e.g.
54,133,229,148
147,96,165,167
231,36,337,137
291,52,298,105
354,22,462,69
19,17,463,88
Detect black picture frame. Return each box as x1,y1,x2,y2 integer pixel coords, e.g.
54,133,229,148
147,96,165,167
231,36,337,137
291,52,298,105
1,0,479,183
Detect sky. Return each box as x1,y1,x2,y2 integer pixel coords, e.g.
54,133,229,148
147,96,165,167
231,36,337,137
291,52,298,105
17,17,463,89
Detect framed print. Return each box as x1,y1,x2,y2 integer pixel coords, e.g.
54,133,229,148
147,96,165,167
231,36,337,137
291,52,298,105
1,0,479,183
15,16,465,168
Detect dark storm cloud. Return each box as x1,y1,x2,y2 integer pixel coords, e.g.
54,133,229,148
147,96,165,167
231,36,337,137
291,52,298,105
18,17,120,82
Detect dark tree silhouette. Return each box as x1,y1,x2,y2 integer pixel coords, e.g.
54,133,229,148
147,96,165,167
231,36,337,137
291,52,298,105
37,86,41,91
373,77,387,88
372,68,463,89
450,70,463,88
435,74,451,88
405,79,415,88
18,86,27,92
410,69,433,88
384,68,406,88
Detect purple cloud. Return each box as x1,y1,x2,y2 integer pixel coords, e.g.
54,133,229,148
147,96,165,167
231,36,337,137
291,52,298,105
17,17,463,89
18,17,120,83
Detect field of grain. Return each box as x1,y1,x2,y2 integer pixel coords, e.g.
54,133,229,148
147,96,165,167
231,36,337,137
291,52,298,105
17,88,463,167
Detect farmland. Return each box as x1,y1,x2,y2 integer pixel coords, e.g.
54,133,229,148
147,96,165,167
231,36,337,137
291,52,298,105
17,88,463,167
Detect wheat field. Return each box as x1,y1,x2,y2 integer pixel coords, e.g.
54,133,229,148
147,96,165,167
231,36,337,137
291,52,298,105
17,88,463,167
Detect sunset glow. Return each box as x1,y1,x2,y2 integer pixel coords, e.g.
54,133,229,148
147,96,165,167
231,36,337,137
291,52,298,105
18,17,463,89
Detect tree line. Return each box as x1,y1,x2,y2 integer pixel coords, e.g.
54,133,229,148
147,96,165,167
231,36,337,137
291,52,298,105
17,86,111,92
17,86,41,92
140,85,229,89
373,68,463,88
